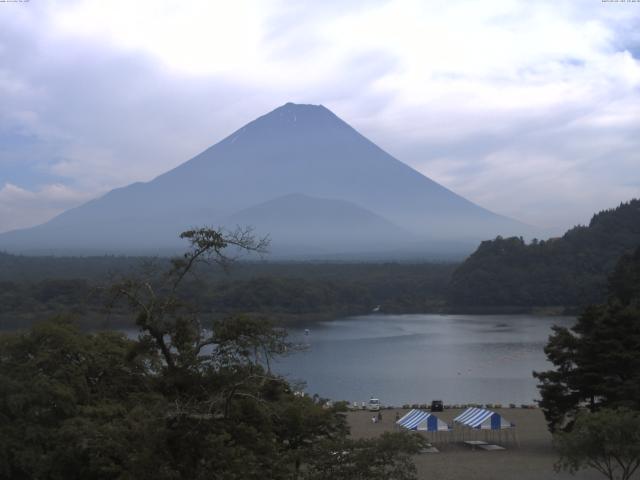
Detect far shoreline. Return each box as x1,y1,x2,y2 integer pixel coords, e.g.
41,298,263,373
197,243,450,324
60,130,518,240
0,308,578,332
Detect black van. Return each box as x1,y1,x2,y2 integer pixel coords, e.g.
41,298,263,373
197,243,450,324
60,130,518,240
430,400,443,412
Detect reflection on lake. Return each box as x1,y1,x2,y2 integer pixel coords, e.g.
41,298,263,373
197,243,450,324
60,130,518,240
274,314,574,406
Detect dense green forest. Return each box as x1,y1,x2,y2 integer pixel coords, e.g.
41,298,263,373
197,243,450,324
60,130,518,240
449,199,640,309
0,256,455,330
0,229,425,479
2,199,639,327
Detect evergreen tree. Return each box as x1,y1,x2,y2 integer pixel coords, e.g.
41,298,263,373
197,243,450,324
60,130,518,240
534,246,640,432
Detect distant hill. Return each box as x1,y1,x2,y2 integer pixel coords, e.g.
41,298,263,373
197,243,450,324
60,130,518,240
448,199,640,308
0,102,529,257
224,193,414,256
0,251,456,330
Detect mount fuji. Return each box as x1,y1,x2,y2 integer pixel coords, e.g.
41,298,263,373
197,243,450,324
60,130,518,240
0,103,530,258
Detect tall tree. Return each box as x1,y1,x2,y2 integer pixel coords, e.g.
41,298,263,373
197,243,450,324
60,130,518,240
1,227,424,479
534,246,640,432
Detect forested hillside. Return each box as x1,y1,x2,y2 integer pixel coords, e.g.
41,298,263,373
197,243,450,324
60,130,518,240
448,199,640,308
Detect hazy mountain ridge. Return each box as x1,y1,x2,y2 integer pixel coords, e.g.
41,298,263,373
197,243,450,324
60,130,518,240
223,193,415,255
0,103,530,257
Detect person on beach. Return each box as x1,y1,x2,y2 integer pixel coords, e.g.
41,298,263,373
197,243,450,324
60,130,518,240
377,411,383,423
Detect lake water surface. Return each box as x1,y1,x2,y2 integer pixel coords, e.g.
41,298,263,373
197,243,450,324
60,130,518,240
274,314,574,406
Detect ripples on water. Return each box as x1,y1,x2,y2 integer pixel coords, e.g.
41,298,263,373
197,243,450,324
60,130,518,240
274,314,575,406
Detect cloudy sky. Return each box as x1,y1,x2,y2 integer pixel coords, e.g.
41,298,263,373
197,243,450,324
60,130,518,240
0,0,638,235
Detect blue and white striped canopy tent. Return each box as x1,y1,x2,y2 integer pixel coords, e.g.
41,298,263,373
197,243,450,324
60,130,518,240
396,409,451,432
454,407,514,430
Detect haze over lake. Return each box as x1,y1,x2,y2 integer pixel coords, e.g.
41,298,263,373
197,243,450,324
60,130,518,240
275,314,575,406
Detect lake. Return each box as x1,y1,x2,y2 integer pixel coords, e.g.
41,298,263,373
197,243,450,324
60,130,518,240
273,314,575,406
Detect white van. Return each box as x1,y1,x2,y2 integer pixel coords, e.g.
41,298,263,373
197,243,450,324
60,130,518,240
367,398,381,411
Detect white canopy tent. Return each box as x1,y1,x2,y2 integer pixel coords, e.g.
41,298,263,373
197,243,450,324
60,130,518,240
397,409,451,432
453,407,518,446
454,407,514,430
396,409,452,444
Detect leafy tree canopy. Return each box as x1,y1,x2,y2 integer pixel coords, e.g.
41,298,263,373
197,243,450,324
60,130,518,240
0,227,424,480
555,408,640,480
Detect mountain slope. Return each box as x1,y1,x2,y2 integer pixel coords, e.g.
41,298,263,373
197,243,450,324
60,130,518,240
448,199,640,308
223,193,412,256
0,102,529,256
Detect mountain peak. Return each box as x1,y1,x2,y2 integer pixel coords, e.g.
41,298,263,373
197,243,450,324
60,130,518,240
0,102,529,256
259,102,337,125
281,101,323,108
270,102,328,119
223,102,348,146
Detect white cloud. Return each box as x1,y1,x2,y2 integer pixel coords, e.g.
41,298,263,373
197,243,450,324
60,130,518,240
0,0,638,234
52,0,267,77
0,183,93,233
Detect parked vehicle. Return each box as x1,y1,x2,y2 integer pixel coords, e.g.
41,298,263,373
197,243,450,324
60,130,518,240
431,400,444,412
367,397,381,411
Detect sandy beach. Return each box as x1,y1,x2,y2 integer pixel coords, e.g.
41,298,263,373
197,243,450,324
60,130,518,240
347,408,616,480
